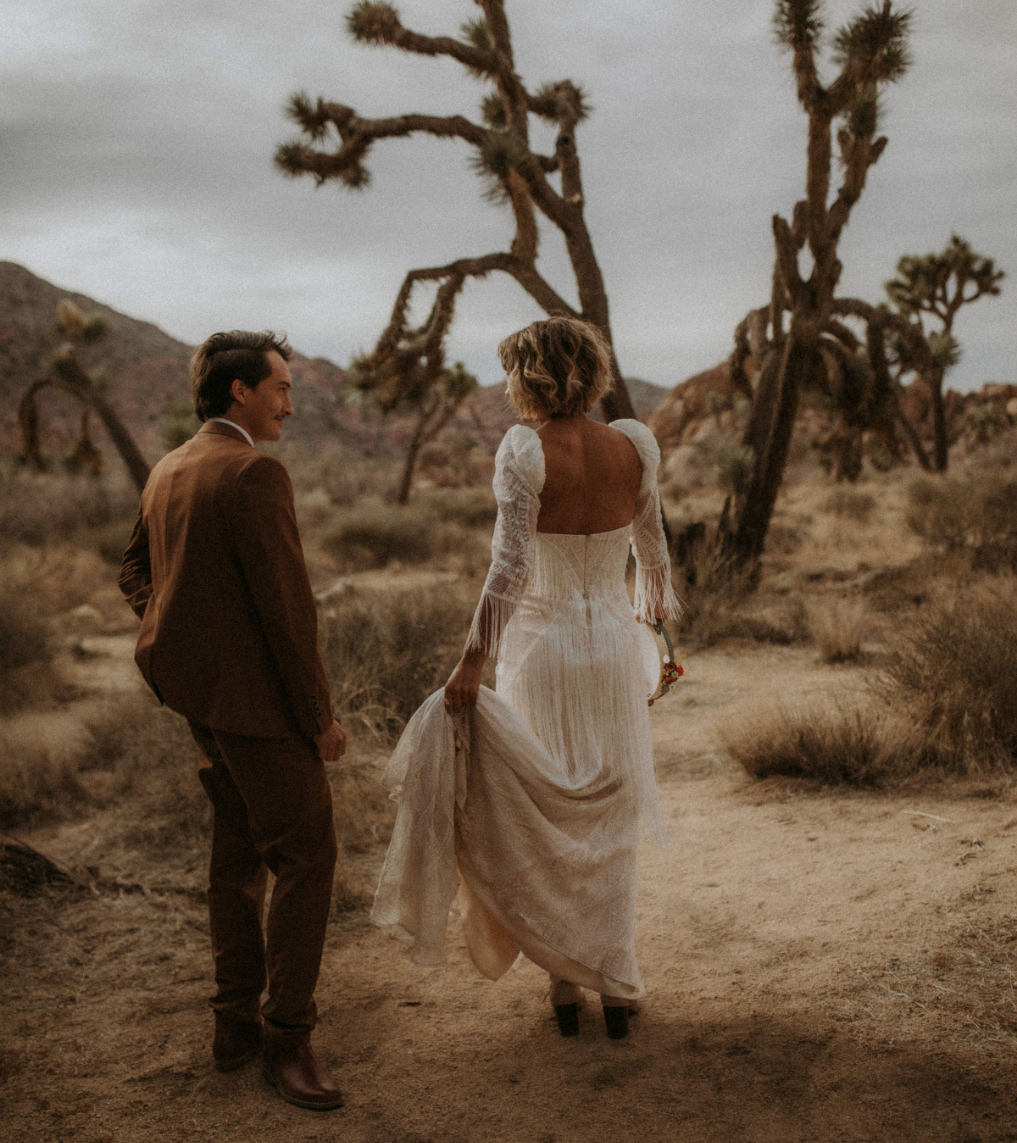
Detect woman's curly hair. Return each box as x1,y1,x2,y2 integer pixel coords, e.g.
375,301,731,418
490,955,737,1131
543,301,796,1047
499,317,613,421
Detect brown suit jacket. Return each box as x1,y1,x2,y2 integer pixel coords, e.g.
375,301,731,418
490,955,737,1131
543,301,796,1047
119,421,332,738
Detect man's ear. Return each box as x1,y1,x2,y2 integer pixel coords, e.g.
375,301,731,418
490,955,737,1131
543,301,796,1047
229,378,248,406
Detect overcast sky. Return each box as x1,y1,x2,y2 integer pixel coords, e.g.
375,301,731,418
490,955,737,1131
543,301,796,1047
2,0,1015,391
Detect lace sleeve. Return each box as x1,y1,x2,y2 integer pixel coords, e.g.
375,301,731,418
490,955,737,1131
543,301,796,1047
610,420,682,624
465,426,544,659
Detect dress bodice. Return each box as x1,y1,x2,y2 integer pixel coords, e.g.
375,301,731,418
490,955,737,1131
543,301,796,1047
465,418,680,663
529,525,633,606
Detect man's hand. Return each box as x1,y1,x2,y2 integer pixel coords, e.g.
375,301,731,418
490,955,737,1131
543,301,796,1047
314,719,347,761
444,651,487,715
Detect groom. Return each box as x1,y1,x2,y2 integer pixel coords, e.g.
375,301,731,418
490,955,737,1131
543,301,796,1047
120,330,346,1111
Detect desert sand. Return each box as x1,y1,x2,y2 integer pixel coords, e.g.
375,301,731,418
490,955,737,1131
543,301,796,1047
5,637,1017,1143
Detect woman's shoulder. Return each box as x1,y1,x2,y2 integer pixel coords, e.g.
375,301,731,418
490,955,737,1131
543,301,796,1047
495,423,545,494
607,419,661,474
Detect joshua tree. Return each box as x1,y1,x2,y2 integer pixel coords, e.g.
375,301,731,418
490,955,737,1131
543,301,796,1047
882,236,1003,470
724,0,913,564
275,0,638,439
350,355,478,504
18,301,151,493
826,237,1003,474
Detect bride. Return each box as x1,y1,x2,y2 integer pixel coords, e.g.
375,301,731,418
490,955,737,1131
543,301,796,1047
371,316,680,1039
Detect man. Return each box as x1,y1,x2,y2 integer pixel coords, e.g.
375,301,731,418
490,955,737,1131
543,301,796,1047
120,330,346,1111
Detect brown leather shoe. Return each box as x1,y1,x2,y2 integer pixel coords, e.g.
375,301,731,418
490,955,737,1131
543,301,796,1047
213,1016,263,1072
262,1040,343,1111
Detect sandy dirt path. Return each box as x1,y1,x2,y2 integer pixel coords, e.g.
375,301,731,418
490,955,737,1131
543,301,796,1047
6,645,1017,1142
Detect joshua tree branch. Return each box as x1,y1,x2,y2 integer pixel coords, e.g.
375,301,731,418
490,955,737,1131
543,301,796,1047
347,2,495,74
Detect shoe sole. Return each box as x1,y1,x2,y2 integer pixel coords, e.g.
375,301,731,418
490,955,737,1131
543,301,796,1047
262,1062,344,1111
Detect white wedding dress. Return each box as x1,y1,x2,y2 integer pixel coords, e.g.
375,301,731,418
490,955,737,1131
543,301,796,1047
372,419,680,1000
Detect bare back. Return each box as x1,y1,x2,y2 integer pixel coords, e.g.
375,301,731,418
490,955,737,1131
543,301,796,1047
535,415,642,535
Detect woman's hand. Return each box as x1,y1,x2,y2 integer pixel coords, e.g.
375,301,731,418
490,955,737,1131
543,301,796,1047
444,650,487,715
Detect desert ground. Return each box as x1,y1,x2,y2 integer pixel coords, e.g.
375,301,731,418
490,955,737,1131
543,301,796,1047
3,426,1017,1143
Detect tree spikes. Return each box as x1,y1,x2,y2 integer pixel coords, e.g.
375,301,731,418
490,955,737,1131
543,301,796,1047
274,141,370,190
481,92,507,129
286,91,333,142
530,81,592,124
773,0,825,52
845,84,881,139
832,0,913,83
469,131,524,203
460,17,492,54
346,1,402,45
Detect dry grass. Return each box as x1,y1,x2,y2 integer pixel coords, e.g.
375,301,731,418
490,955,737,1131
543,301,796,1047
0,465,138,548
674,538,810,648
320,582,482,741
729,579,1017,786
0,717,89,828
0,541,125,712
853,914,1017,1055
0,590,53,714
823,487,877,523
877,579,1017,772
319,497,492,574
723,703,920,786
907,469,1017,571
811,598,867,664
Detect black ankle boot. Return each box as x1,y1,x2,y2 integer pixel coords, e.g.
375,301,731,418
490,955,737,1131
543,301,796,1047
554,1003,579,1037
603,1004,629,1039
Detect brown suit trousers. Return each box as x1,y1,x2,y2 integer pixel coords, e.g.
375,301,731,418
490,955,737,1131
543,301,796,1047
190,723,336,1032
120,421,336,1033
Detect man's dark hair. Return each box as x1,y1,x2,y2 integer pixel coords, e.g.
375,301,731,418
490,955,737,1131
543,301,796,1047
190,330,293,422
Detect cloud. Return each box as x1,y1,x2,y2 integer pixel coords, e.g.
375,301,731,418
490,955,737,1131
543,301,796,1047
0,0,1014,389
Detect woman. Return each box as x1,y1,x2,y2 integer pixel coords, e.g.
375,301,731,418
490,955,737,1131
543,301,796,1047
372,317,680,1040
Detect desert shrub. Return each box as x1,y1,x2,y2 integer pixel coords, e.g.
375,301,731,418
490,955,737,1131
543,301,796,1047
0,719,88,828
85,519,136,566
0,592,50,677
288,448,376,508
812,598,866,663
731,582,1017,787
417,486,498,529
766,522,806,556
0,468,137,547
74,693,211,851
319,584,479,739
0,578,57,715
320,501,492,574
717,446,754,497
907,472,1017,562
674,539,809,647
159,400,199,452
824,487,876,523
322,506,434,568
876,581,1017,772
724,704,920,786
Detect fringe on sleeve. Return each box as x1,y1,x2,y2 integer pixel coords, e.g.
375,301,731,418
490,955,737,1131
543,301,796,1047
464,429,542,660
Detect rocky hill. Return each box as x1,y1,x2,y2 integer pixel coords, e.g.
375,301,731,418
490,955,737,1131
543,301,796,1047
648,353,1017,481
0,263,669,468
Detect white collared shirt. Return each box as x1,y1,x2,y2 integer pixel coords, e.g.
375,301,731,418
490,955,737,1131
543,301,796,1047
210,417,254,447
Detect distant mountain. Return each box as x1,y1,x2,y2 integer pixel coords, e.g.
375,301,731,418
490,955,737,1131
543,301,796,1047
0,261,194,457
0,261,348,460
0,262,672,466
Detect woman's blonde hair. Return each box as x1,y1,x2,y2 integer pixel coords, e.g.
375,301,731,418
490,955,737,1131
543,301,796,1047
499,317,614,421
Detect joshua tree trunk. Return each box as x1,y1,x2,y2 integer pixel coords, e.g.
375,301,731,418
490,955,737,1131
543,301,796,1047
19,356,151,493
733,335,821,562
395,391,462,505
927,369,949,472
723,0,913,565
